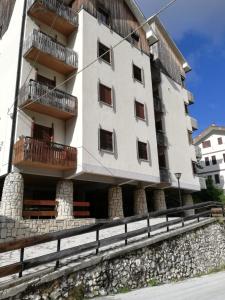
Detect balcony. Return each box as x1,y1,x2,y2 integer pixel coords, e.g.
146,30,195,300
154,97,164,113
19,80,77,120
191,117,198,131
157,131,168,147
13,137,77,171
160,168,171,183
23,30,78,75
27,0,78,36
187,90,194,104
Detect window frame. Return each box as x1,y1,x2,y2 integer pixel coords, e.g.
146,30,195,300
202,140,211,148
99,128,114,154
137,140,148,161
99,82,112,107
133,63,143,84
98,41,111,65
218,137,223,145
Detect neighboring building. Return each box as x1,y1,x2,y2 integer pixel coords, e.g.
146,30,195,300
0,0,201,222
0,0,16,39
194,125,225,193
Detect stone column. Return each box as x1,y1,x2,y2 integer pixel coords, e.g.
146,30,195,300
108,186,124,219
0,172,23,220
134,188,148,215
56,180,73,220
153,189,167,211
183,194,194,216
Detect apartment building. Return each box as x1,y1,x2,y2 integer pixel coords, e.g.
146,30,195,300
0,0,201,222
194,125,225,193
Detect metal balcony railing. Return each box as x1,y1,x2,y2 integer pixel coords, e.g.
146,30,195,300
19,80,77,116
154,97,164,113
157,131,168,147
160,168,171,183
23,29,78,69
13,137,77,170
27,0,78,27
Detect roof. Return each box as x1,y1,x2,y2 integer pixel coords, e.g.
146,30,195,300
193,125,225,145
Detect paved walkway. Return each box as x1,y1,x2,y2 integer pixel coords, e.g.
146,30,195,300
96,271,225,300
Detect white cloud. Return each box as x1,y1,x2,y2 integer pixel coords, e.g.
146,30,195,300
136,0,225,42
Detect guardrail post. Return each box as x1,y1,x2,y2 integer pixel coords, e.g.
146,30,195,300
147,214,151,238
125,223,128,245
96,229,100,255
19,248,24,278
166,215,169,232
55,239,61,269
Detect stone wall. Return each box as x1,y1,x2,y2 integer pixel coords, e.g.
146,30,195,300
0,218,95,243
2,220,225,300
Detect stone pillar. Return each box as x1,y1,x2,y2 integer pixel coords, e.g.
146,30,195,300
134,188,148,215
183,194,194,216
108,186,124,219
56,180,73,220
153,189,167,211
0,172,23,220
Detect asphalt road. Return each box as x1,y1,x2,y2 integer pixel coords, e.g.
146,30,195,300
97,271,225,300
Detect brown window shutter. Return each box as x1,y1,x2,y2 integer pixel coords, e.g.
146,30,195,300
135,101,145,119
99,83,112,105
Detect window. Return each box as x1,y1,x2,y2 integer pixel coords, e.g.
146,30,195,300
218,137,223,145
138,141,148,160
36,74,56,88
98,42,111,64
99,83,112,105
33,123,53,142
223,153,225,163
133,64,143,83
97,5,110,26
212,155,217,165
215,174,220,184
202,140,211,148
131,31,140,45
135,101,145,120
100,129,113,152
205,157,210,166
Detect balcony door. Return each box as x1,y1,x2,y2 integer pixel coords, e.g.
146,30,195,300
33,123,53,142
36,74,56,88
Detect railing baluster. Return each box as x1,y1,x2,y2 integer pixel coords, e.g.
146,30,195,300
19,248,24,278
147,214,151,238
55,239,61,269
125,223,128,245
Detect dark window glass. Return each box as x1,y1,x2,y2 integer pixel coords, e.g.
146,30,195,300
205,157,210,166
135,101,145,119
212,155,217,165
100,129,113,152
215,174,220,184
33,123,53,142
184,103,189,114
218,137,223,145
36,74,56,88
97,6,110,26
192,161,197,175
202,140,211,148
131,31,140,43
133,64,142,82
158,153,166,168
98,42,111,64
99,83,112,105
138,141,148,160
156,120,163,132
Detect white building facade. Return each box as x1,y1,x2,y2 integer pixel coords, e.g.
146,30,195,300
0,0,201,221
194,125,225,193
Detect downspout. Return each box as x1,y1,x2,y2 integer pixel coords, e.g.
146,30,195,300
8,0,27,173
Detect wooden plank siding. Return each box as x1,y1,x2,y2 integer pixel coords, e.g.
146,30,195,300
72,0,149,54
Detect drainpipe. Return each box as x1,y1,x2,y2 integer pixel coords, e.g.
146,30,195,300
8,0,27,173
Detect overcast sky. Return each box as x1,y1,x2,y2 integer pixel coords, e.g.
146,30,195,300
136,0,225,134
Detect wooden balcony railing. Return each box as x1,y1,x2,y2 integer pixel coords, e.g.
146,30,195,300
13,137,77,171
27,0,78,36
19,80,77,120
23,29,78,75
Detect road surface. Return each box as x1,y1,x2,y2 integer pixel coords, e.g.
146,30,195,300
97,270,225,300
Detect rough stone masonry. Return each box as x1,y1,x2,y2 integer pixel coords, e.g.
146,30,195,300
2,220,225,300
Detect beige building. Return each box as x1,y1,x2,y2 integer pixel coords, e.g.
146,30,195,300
0,0,201,222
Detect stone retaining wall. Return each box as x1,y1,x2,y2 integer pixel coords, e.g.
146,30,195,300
0,218,95,242
1,220,225,299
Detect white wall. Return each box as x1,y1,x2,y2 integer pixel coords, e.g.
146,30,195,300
160,73,200,191
68,10,160,184
0,0,24,176
197,131,225,191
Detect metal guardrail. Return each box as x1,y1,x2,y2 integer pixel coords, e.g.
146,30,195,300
27,0,78,26
23,29,78,68
0,201,222,280
19,79,77,115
